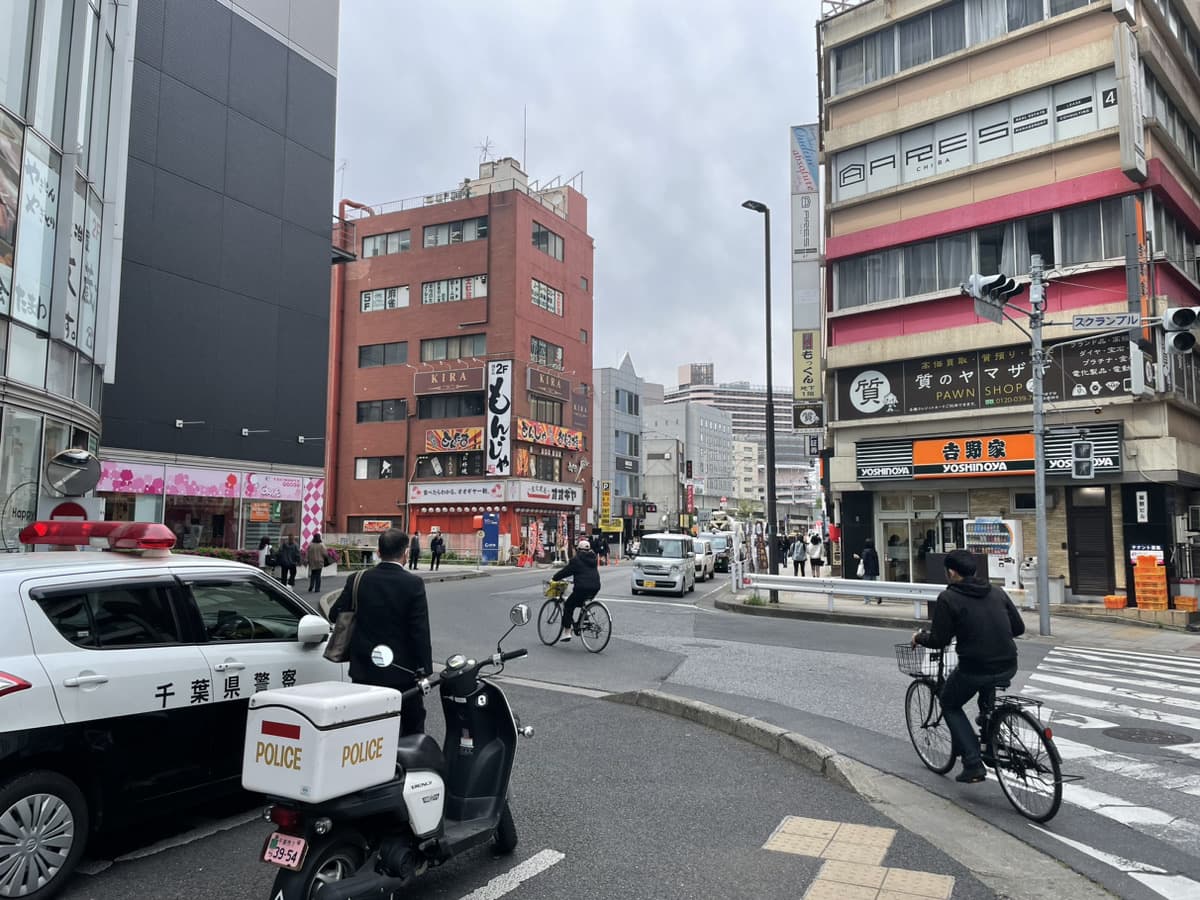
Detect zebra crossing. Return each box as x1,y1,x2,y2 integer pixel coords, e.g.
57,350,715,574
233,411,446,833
1016,644,1200,896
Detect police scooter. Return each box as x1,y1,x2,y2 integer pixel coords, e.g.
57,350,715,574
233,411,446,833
243,604,534,900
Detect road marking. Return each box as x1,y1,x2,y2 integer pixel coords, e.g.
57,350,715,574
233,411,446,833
1047,650,1200,683
1021,686,1200,732
1057,783,1200,854
79,810,262,869
456,848,565,899
1060,645,1200,669
1028,672,1200,713
1030,826,1200,900
491,674,609,699
1054,737,1200,795
1039,661,1200,698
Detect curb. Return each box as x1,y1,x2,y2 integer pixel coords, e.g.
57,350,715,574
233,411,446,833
714,596,923,631
606,689,1116,900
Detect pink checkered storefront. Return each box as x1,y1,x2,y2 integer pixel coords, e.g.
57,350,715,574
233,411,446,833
97,458,325,552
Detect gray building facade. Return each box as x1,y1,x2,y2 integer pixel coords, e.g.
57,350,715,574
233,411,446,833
594,353,645,538
643,400,734,523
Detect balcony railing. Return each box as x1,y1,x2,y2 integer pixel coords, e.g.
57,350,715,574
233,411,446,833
344,177,572,222
332,216,357,263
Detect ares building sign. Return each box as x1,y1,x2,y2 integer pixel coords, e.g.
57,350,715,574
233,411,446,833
837,335,1131,421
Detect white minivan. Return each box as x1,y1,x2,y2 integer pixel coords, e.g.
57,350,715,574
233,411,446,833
631,532,696,597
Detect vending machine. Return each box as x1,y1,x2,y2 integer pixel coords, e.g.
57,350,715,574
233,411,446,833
964,517,1024,580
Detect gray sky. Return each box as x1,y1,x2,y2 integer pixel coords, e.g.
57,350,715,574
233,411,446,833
335,0,820,391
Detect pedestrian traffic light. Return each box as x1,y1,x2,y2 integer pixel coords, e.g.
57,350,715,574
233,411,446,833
1161,307,1198,353
963,273,1025,304
1072,441,1095,480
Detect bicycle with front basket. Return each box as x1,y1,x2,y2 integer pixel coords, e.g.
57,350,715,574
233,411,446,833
538,580,612,653
895,642,1072,822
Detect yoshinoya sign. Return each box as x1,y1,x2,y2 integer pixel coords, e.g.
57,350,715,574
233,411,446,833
526,368,571,401
856,424,1123,481
414,367,484,394
485,361,513,476
408,481,506,503
837,334,1132,421
507,480,582,506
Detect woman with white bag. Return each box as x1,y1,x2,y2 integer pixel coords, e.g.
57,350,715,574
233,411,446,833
854,538,881,604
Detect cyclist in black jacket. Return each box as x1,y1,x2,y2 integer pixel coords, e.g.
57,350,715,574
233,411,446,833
552,539,601,642
913,549,1026,784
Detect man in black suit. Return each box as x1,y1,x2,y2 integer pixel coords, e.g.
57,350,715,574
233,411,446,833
329,528,434,735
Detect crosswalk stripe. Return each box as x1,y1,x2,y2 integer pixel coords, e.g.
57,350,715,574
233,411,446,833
1020,686,1200,732
1055,646,1200,672
1047,649,1200,681
1039,662,1200,698
1028,673,1200,713
1054,737,1200,796
1059,783,1200,854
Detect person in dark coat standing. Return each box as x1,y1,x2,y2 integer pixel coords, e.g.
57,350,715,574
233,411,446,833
279,535,301,587
854,538,881,604
429,532,445,570
551,539,601,642
409,530,421,570
329,528,434,736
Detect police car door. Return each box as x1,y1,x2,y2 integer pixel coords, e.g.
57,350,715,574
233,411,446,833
25,576,215,804
180,573,344,783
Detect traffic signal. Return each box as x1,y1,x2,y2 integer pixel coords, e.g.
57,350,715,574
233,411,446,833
1161,307,1198,353
963,274,1025,303
1072,441,1094,480
686,459,693,479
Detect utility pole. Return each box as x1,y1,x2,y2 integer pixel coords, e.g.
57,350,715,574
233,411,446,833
1029,254,1051,637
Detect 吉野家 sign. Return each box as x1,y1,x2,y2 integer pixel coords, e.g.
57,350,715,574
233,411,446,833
913,434,1036,479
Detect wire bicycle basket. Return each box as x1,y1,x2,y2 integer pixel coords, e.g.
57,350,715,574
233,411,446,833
894,643,957,678
543,579,569,599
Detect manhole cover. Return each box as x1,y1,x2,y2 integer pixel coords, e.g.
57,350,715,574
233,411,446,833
1102,727,1195,745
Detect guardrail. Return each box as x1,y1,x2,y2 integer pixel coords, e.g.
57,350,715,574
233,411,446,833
730,562,942,620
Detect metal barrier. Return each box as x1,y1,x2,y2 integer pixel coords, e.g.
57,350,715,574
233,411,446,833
729,561,942,620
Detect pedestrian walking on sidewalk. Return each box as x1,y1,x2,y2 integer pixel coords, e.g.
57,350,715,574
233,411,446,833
258,535,275,577
806,534,825,578
306,533,327,593
409,530,421,570
430,532,445,570
854,539,881,604
279,535,301,587
791,537,806,576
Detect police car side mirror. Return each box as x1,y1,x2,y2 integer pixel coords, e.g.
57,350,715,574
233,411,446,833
371,645,395,668
297,614,331,644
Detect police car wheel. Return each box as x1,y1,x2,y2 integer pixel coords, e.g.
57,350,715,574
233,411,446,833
0,770,89,899
271,833,365,900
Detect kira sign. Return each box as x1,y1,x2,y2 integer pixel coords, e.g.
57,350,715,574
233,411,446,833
413,367,484,394
526,368,571,401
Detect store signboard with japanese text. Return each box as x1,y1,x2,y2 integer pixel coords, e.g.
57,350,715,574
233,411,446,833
244,472,304,501
837,335,1131,421
424,427,483,453
514,417,585,452
485,361,513,476
526,369,571,401
508,480,582,506
414,367,484,395
408,481,505,504
913,434,1036,479
570,389,591,431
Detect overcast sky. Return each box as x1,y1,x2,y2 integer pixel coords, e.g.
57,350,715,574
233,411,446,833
335,0,820,391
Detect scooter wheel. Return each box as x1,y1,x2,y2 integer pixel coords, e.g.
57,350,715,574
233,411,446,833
494,800,518,855
270,832,366,900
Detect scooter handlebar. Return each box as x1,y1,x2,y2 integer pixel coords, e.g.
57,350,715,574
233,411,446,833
401,672,440,702
499,648,528,662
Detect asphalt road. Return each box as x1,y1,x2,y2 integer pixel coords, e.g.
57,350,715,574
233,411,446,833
63,683,994,900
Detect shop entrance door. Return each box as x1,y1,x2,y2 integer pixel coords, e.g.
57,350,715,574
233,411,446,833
1067,486,1114,596
912,520,940,583
882,522,910,582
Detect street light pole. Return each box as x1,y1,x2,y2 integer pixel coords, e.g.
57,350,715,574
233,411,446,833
743,200,779,601
1030,254,1051,637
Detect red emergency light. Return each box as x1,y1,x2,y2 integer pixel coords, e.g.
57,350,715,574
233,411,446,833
19,520,177,552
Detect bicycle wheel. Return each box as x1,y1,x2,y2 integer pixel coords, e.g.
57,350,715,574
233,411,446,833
990,707,1062,822
904,678,955,774
537,599,562,645
579,601,612,653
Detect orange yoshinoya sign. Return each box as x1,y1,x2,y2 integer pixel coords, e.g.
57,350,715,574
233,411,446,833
912,433,1036,479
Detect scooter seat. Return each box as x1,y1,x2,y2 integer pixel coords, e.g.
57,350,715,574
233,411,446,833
396,733,445,776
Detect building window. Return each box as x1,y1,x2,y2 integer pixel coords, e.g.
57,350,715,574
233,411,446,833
530,396,563,425
614,388,640,415
580,275,589,291
580,329,588,344
531,278,563,315
423,216,488,248
530,336,564,370
360,286,409,312
362,230,411,258
356,399,407,423
421,275,487,304
358,341,408,367
415,452,485,478
354,456,404,479
615,429,640,457
417,392,486,418
531,455,560,481
532,222,564,260
420,333,487,362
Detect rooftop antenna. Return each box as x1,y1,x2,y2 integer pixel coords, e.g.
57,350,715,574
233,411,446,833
523,104,527,172
335,159,347,200
477,136,495,164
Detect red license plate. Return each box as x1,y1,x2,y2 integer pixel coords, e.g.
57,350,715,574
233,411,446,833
263,832,307,870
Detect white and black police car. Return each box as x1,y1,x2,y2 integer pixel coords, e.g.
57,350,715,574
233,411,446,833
0,520,342,899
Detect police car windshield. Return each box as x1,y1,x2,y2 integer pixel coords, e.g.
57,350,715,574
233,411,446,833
641,537,686,559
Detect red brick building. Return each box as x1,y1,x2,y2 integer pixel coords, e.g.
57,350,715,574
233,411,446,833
327,159,594,560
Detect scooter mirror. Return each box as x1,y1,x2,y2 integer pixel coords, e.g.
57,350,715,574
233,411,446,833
371,645,395,668
510,603,531,626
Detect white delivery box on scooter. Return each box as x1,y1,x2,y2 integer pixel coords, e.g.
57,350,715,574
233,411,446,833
243,682,402,803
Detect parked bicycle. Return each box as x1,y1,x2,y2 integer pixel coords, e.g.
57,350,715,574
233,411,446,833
538,580,612,653
895,642,1071,822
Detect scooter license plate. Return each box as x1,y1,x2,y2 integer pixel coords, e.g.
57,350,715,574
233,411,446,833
263,832,307,870
644,581,656,588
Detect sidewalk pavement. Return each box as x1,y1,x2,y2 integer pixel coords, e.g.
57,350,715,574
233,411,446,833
715,585,1200,653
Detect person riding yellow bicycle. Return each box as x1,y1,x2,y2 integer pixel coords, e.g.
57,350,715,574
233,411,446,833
549,538,601,642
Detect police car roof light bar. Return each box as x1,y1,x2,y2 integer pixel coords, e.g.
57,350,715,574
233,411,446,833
18,520,177,552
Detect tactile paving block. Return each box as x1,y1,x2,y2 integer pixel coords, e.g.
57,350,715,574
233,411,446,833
817,860,888,889
880,868,956,899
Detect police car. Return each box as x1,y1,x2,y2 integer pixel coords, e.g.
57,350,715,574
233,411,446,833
0,520,341,899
